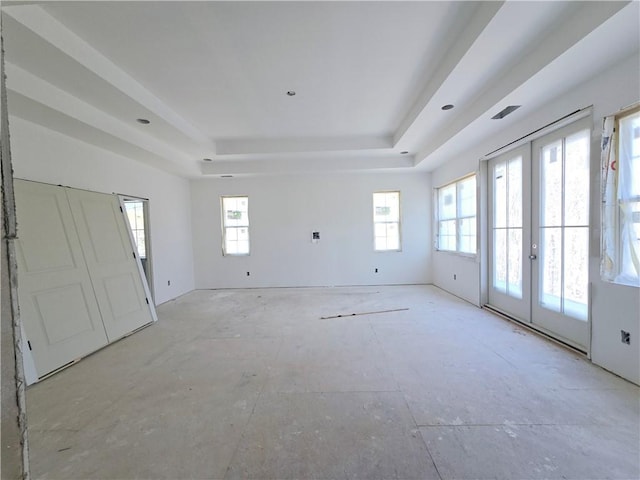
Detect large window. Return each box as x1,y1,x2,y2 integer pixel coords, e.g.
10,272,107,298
221,196,250,255
437,175,477,254
603,107,640,285
373,191,400,251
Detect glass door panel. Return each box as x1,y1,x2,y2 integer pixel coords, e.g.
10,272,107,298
487,145,531,321
531,118,590,349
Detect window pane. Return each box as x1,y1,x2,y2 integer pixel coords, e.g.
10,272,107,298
385,223,400,250
540,227,562,312
438,177,476,254
236,241,250,255
226,227,238,241
508,156,522,228
225,238,238,254
238,228,249,242
494,162,507,228
507,229,522,298
458,177,476,217
493,229,507,292
459,217,476,254
439,184,456,220
621,200,640,279
439,220,456,251
564,226,588,320
541,141,563,227
135,230,146,258
223,196,249,227
373,192,400,251
564,129,590,226
373,192,399,222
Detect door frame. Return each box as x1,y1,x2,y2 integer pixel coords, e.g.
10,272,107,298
120,195,155,307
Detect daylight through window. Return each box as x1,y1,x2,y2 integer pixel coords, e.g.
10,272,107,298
617,109,640,283
437,175,477,254
373,191,401,251
221,196,250,255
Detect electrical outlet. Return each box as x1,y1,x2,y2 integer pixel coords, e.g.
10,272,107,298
375,268,378,273
453,274,457,280
167,280,170,286
621,330,631,345
246,271,250,276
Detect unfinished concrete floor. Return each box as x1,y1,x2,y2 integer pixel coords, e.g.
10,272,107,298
26,285,639,479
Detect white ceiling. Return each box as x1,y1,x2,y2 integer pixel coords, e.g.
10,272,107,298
2,1,639,178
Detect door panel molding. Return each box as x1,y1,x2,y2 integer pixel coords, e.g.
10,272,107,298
15,180,156,381
14,180,108,378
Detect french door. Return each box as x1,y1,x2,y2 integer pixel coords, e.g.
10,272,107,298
488,117,591,350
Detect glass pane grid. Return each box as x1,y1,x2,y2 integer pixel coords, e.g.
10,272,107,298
492,157,522,298
538,130,589,321
373,192,400,251
222,196,250,255
438,176,476,254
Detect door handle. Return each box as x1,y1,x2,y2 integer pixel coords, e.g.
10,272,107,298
529,254,537,260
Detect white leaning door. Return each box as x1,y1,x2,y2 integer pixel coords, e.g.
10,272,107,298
14,180,109,377
66,188,154,342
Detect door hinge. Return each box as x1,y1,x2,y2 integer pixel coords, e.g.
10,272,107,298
133,252,136,259
27,340,32,351
145,298,149,305
120,206,123,213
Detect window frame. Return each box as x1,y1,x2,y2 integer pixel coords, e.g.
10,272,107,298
613,106,640,285
436,174,478,256
372,190,402,252
220,195,250,256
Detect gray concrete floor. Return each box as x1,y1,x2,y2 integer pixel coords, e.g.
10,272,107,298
26,285,639,480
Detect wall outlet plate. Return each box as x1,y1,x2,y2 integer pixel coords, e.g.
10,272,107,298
621,330,631,345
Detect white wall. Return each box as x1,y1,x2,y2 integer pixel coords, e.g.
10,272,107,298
431,53,640,384
191,172,432,289
9,117,195,305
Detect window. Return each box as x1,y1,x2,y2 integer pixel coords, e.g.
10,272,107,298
602,107,640,285
437,175,477,254
373,191,400,251
221,196,250,255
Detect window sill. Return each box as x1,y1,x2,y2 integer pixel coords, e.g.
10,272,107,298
605,276,640,288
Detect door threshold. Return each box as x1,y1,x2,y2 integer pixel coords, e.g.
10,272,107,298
483,304,587,356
